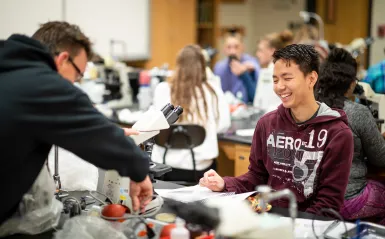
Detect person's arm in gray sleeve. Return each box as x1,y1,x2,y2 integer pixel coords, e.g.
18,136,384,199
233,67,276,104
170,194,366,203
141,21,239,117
17,73,149,182
355,106,385,167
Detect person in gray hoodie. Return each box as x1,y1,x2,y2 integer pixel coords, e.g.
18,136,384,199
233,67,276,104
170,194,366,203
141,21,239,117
316,48,385,225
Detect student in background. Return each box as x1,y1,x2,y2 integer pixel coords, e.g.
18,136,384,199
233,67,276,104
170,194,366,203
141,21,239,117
363,52,385,94
293,24,319,45
293,24,329,62
152,45,231,182
214,32,260,103
200,44,354,215
253,30,293,112
316,48,385,225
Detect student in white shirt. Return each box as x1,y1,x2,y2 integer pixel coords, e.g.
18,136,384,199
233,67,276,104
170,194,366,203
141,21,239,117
152,45,231,182
253,30,293,112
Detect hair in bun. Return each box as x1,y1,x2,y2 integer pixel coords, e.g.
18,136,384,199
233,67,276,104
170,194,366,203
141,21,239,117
263,30,293,50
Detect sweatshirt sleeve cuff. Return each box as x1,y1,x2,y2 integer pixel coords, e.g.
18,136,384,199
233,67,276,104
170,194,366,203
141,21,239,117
223,176,238,193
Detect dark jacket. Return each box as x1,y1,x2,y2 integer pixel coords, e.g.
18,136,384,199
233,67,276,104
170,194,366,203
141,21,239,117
224,103,354,214
0,35,149,225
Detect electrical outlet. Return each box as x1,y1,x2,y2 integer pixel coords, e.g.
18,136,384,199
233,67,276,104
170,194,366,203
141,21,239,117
378,24,385,38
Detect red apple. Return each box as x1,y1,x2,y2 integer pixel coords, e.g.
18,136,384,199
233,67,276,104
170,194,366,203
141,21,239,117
160,224,176,238
101,204,127,219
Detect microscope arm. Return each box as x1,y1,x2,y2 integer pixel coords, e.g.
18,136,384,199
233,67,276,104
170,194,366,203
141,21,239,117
129,103,184,182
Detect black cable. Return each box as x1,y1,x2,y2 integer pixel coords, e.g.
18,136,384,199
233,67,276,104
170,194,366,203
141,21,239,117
131,217,155,239
311,208,348,239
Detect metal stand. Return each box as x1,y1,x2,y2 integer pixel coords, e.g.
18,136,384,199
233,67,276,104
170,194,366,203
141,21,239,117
53,145,69,200
143,138,172,183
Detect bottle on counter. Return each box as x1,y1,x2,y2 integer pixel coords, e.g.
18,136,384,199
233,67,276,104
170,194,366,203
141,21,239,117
170,218,190,239
138,70,152,111
138,85,151,111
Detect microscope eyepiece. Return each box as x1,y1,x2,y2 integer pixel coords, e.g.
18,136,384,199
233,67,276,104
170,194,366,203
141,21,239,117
161,103,174,117
160,104,183,125
174,106,183,116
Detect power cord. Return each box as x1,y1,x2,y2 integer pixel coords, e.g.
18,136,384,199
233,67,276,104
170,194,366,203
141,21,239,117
89,190,114,205
311,208,348,239
67,192,158,238
131,217,156,239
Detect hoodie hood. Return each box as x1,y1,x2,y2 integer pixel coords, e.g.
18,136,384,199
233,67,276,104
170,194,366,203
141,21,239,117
277,102,349,127
0,34,56,73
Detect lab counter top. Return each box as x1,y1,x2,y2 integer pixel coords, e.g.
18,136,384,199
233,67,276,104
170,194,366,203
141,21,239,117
217,118,257,146
217,133,253,145
4,180,331,239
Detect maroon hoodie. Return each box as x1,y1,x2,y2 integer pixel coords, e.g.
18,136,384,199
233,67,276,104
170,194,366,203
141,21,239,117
224,103,354,214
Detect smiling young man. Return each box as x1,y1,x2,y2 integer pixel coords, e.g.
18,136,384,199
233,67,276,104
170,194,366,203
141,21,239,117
200,44,354,215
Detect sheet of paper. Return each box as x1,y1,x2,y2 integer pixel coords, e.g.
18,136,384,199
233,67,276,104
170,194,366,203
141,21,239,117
279,217,334,239
226,191,258,201
155,185,235,203
279,217,355,239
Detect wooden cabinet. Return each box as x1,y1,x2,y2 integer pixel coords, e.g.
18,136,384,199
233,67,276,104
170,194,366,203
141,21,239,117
234,144,251,176
196,0,220,66
316,0,369,45
217,141,235,177
217,141,251,177
143,0,197,69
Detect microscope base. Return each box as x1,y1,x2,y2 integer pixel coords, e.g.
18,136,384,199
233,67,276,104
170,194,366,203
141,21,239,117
149,162,172,183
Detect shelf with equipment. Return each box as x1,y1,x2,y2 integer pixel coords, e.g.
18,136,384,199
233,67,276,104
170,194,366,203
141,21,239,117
196,0,220,66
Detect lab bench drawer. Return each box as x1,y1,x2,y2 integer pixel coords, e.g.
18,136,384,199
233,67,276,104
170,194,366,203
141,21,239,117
235,144,251,177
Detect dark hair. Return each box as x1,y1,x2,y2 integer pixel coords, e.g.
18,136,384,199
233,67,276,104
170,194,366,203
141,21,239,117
32,21,93,60
272,44,320,75
315,48,357,109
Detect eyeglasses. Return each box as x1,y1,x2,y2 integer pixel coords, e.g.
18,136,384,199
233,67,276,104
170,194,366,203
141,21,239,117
55,51,84,82
68,56,84,82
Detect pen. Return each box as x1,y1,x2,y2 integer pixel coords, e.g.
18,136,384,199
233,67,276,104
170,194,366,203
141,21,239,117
355,219,361,239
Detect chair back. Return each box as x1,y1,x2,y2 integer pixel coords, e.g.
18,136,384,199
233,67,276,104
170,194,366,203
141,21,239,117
154,124,206,185
154,124,206,149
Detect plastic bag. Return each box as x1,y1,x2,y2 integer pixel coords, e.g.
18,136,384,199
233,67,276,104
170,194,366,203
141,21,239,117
48,147,99,191
54,216,127,239
0,166,63,237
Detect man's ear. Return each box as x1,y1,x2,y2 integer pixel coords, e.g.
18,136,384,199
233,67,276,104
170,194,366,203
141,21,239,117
308,71,318,88
54,51,70,69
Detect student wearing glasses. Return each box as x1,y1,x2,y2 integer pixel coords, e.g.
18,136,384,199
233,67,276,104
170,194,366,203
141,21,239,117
0,21,152,231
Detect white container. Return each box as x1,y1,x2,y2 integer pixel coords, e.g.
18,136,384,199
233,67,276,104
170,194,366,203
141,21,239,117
138,85,152,111
170,218,190,239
